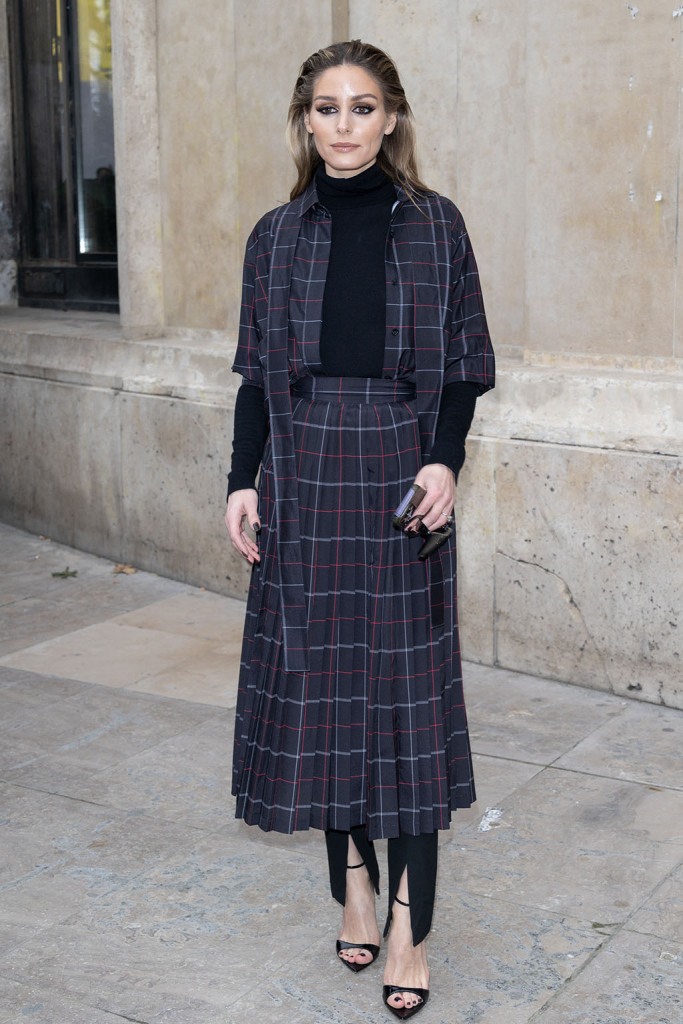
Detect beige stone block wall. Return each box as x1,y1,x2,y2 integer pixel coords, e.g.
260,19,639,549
0,321,250,597
157,0,239,330
349,1,525,351
448,2,527,352
234,1,336,238
457,437,496,665
351,0,683,362
492,441,682,708
110,0,164,339
1,311,681,708
117,392,248,595
525,0,680,360
1,375,124,552
155,0,334,333
456,432,683,711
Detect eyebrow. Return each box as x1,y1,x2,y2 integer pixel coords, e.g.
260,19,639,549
313,92,379,102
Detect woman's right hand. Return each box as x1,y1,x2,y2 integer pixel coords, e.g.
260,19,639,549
225,489,261,564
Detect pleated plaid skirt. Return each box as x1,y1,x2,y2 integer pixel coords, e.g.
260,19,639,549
232,375,476,840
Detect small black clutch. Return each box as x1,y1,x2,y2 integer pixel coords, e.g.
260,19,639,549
393,484,452,560
392,484,427,530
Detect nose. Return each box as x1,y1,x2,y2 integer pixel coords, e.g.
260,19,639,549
337,113,351,134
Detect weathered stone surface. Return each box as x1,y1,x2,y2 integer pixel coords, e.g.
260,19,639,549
525,0,680,361
234,1,334,242
0,261,15,304
0,530,682,1024
477,361,683,457
531,930,683,1024
455,768,683,921
0,525,189,656
157,0,239,331
628,863,683,943
464,662,625,764
458,437,497,665
110,0,164,337
117,389,247,595
494,442,683,708
554,699,683,790
0,682,215,770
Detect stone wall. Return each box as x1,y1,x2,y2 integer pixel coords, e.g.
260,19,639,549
0,1,681,707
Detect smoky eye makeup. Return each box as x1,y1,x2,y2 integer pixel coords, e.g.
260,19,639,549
313,103,376,115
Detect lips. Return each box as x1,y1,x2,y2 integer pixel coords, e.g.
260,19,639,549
330,144,359,150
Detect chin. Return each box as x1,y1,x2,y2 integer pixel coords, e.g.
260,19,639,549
324,155,373,177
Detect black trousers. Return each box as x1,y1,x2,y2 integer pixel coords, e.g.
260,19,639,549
325,826,438,947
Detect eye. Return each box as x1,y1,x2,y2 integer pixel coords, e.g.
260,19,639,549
315,105,338,115
353,105,375,115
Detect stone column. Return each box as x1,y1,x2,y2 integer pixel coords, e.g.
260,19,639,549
0,0,16,305
110,0,165,339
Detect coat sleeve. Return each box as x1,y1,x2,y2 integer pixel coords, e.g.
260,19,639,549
231,225,266,388
445,214,495,394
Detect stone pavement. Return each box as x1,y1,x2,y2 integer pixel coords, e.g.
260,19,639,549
0,521,681,1024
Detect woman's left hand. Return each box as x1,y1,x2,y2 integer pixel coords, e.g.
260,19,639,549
409,463,456,533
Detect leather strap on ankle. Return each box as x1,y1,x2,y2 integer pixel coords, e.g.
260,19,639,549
347,861,365,869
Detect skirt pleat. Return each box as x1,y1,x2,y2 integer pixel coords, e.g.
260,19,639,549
232,379,475,840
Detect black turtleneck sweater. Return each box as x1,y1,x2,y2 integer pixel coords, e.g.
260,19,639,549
317,163,396,375
227,164,478,495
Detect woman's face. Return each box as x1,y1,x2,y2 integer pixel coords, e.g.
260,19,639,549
304,64,397,178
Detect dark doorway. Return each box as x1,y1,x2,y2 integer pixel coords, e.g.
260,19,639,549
9,0,119,311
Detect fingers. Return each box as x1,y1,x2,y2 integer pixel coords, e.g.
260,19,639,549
225,489,261,564
411,464,456,533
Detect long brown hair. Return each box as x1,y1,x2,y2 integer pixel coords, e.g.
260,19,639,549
286,40,431,201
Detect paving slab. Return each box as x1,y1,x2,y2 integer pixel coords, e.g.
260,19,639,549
112,590,245,643
0,791,209,958
0,977,121,1024
124,644,240,707
0,620,216,688
229,890,605,1024
554,699,683,790
0,523,188,655
628,863,683,943
0,684,216,773
0,974,246,1024
2,712,234,831
0,665,91,706
530,930,683,1024
465,663,627,764
452,768,683,921
1,523,683,1023
450,753,545,833
409,890,605,1024
0,836,334,1021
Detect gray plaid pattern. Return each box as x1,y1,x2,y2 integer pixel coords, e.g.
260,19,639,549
231,182,494,839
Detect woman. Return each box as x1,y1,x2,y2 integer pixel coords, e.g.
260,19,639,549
225,40,494,1020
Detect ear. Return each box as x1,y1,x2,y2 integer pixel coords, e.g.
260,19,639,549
384,111,397,136
304,112,313,135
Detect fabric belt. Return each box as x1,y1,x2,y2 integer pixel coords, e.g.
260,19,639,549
291,375,416,403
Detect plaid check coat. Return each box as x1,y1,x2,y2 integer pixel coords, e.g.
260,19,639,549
231,179,494,839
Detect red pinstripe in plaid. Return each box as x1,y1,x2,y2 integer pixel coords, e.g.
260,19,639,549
231,181,494,839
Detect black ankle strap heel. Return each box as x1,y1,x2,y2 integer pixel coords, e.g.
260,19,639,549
335,860,380,974
382,897,430,1020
